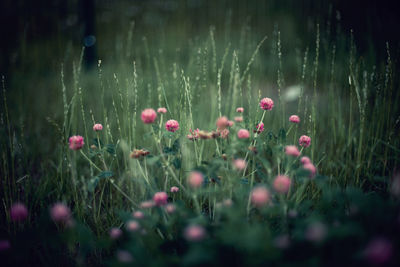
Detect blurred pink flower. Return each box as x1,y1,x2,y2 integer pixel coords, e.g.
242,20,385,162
141,108,157,124
234,116,243,122
364,238,392,265
289,115,300,123
254,122,264,134
236,107,244,113
233,159,247,170
303,163,317,178
93,123,103,131
140,200,155,209
50,203,71,223
228,120,234,127
157,107,167,114
133,211,144,219
110,228,122,239
299,135,311,147
216,116,229,130
153,192,168,206
259,97,274,110
273,175,291,194
117,250,134,263
165,204,176,214
251,187,270,207
237,129,250,139
69,135,84,150
184,225,206,241
220,129,230,139
170,186,179,193
300,156,311,165
10,202,28,222
188,171,204,189
285,145,301,157
126,220,140,232
165,119,179,132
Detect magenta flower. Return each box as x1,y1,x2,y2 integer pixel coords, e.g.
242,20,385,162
157,107,167,114
50,203,71,223
153,192,168,206
299,135,311,147
69,135,84,150
254,122,264,134
236,107,244,113
237,129,250,139
133,211,144,219
93,123,103,131
233,159,247,170
10,203,28,222
273,175,291,194
184,225,206,242
289,115,300,123
170,186,179,193
285,145,301,157
303,163,317,178
251,187,270,207
126,220,140,232
300,156,311,165
109,228,122,239
165,203,176,214
165,119,179,132
259,97,274,110
141,108,157,124
188,171,204,189
216,116,229,130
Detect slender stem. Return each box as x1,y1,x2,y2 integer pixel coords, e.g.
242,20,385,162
109,179,138,206
80,150,102,172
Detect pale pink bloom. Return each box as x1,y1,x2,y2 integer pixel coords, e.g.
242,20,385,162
50,203,71,223
233,159,247,170
299,135,311,147
170,186,179,193
234,116,243,122
237,129,250,139
141,108,157,124
289,115,300,123
303,163,317,178
219,129,230,139
188,171,204,189
300,156,311,165
153,192,168,206
157,107,167,114
165,204,176,214
254,122,264,134
364,238,393,265
0,240,11,251
133,211,144,219
69,135,84,150
251,187,270,207
259,97,274,110
140,200,155,209
165,120,179,132
10,203,28,222
305,222,326,242
110,228,122,239
273,175,291,194
228,120,234,127
216,116,229,130
184,225,206,241
236,107,244,113
285,145,301,157
126,220,140,232
93,123,103,131
117,250,134,263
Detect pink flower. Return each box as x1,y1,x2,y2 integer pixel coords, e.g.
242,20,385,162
299,135,311,147
140,200,155,209
289,115,300,123
141,108,157,124
236,107,244,113
233,159,247,170
259,97,274,110
234,116,243,122
364,238,393,265
153,192,168,206
165,120,179,132
219,129,230,139
184,225,206,241
93,123,103,131
300,156,311,165
237,129,250,139
188,171,204,189
10,203,28,222
228,120,234,127
126,220,140,232
69,135,84,150
187,128,199,141
0,240,11,251
254,122,264,134
303,163,317,178
170,186,179,193
273,175,291,194
133,211,144,219
251,187,270,207
216,116,229,130
285,145,301,157
165,204,176,214
110,228,122,239
50,203,71,223
157,107,167,114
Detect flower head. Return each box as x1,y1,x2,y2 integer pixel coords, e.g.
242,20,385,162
187,128,199,141
300,156,311,165
50,203,71,223
110,228,122,239
285,145,301,157
165,119,179,132
153,192,168,206
140,200,155,209
219,129,230,139
237,129,250,139
234,116,243,122
141,108,157,124
303,163,316,178
259,97,274,110
165,204,176,214
93,123,103,131
299,135,311,147
289,115,300,123
133,211,144,219
236,107,244,113
251,187,270,207
188,171,204,189
216,116,229,130
254,122,264,134
10,203,28,222
130,149,150,159
273,175,291,194
170,186,179,193
126,220,140,232
184,225,206,242
69,135,84,150
117,250,134,263
233,159,247,170
157,107,167,114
